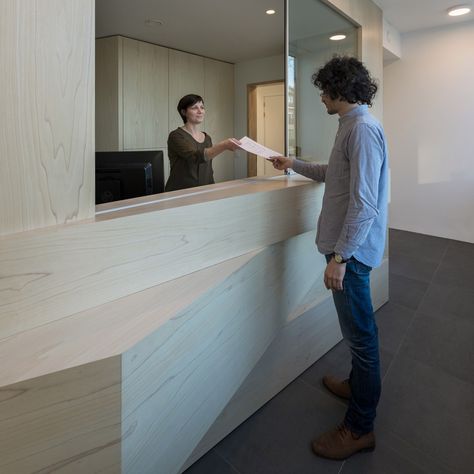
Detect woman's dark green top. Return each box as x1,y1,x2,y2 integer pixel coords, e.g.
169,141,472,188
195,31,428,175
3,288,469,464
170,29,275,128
164,128,214,192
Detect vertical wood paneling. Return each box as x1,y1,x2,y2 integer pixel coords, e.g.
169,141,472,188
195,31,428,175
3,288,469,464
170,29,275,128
168,50,205,132
95,39,234,178
96,36,122,151
0,0,95,235
123,37,169,150
204,58,235,182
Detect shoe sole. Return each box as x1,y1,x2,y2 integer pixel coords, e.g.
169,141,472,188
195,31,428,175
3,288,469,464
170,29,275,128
312,443,376,460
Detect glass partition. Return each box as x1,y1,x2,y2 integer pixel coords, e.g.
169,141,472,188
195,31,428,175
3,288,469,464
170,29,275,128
286,0,358,162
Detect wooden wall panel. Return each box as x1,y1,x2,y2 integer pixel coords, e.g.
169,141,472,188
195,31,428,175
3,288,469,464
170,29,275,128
0,0,95,235
184,295,341,470
0,230,388,474
95,38,234,181
168,50,205,131
0,357,121,473
122,38,169,150
0,179,323,341
121,231,337,473
204,58,235,183
0,251,259,388
96,36,122,151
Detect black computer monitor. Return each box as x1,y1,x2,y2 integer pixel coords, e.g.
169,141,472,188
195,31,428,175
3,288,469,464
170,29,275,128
95,150,164,204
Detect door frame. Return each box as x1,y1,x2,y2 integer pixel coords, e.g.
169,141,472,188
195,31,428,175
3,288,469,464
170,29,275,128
247,80,284,177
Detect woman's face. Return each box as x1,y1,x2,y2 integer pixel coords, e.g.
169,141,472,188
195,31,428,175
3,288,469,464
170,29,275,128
184,101,205,124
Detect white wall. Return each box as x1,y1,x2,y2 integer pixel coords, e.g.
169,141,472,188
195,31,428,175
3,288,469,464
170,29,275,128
234,54,284,179
383,18,401,59
384,21,474,243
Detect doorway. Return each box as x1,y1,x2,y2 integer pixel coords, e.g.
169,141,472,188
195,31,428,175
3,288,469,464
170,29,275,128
247,81,285,177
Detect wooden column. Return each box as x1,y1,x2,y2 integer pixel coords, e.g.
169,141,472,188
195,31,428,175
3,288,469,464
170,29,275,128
0,0,95,236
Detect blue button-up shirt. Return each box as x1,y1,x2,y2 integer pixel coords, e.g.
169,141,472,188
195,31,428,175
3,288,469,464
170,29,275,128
292,105,388,268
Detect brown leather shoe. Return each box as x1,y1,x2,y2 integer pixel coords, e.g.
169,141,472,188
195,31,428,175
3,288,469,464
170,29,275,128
322,375,351,400
312,424,375,460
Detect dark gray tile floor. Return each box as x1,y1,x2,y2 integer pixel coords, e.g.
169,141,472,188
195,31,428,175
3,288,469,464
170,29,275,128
185,229,473,474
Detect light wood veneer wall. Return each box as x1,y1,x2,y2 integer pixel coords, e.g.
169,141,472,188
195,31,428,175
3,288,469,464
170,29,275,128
96,36,235,184
0,0,95,236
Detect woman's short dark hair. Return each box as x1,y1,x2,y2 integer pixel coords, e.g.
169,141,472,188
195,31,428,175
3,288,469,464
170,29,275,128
177,94,204,123
312,56,378,106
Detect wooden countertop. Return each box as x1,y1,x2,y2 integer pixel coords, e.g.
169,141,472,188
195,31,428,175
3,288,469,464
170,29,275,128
0,175,323,387
95,175,313,219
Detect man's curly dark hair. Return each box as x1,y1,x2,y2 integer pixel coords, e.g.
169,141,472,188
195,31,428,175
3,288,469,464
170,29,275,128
312,56,378,106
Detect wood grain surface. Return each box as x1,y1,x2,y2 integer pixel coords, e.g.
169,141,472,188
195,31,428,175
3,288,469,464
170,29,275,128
0,178,322,341
0,0,95,235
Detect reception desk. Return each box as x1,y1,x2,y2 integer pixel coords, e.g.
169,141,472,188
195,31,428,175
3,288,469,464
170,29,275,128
0,176,388,473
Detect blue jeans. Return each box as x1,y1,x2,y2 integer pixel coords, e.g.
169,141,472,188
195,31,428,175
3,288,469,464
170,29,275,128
326,255,381,434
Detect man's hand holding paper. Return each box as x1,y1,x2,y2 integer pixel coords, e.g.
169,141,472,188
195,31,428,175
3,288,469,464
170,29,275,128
237,136,281,160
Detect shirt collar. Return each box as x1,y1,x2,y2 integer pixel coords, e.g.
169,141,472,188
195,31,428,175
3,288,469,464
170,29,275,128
339,104,368,123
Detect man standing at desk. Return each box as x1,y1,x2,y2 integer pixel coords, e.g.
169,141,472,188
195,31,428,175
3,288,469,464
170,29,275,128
271,56,388,460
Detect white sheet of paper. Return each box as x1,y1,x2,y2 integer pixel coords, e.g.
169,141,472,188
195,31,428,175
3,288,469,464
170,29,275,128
238,136,281,159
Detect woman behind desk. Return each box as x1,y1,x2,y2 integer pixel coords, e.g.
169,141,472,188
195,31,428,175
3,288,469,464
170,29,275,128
165,94,240,192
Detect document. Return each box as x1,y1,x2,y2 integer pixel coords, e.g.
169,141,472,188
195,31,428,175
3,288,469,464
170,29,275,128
237,136,281,160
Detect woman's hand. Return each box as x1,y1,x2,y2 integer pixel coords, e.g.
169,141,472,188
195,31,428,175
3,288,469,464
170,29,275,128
269,156,294,170
223,138,241,151
206,138,241,160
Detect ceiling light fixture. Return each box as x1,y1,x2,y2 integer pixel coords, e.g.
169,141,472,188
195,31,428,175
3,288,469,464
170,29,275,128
330,34,346,41
266,9,276,15
447,5,471,16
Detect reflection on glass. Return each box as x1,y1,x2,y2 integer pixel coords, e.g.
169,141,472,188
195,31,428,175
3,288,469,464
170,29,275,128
288,55,297,156
287,0,358,162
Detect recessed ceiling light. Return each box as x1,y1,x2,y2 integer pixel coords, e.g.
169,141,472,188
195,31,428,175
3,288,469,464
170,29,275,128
330,34,346,41
266,9,276,15
145,18,164,27
447,5,471,16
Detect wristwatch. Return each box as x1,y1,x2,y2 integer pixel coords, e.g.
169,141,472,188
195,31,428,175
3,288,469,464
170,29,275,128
333,253,349,264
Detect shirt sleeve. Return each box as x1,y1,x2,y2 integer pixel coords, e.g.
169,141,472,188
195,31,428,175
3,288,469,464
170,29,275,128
334,123,384,259
292,159,327,182
168,131,209,164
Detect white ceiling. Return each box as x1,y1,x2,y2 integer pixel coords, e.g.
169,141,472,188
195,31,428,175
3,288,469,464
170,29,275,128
96,0,286,63
372,0,474,33
96,0,474,63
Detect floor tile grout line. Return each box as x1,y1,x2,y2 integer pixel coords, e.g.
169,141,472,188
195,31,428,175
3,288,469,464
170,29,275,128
381,317,413,384
384,426,459,474
425,239,451,285
383,234,451,383
388,228,450,260
382,300,423,383
299,377,349,409
386,236,474,395
410,238,451,318
212,448,243,474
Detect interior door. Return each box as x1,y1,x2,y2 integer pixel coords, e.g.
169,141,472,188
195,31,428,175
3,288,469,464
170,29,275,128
255,82,284,176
